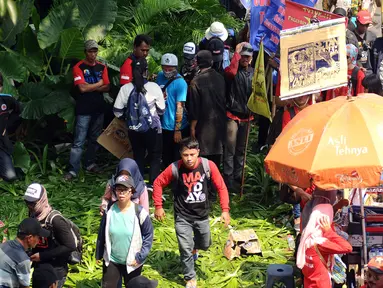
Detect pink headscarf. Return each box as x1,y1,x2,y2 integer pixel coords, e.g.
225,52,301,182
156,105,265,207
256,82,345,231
296,204,334,269
29,186,53,221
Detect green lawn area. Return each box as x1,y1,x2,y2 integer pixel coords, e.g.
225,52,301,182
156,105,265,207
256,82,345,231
0,151,294,287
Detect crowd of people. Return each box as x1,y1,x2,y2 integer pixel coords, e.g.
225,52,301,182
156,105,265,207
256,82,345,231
1,8,383,288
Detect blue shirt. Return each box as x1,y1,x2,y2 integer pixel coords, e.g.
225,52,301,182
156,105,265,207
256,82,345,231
0,240,30,287
109,204,135,265
156,72,188,131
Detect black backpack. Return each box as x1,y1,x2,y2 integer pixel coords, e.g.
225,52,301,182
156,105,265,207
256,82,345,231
45,210,83,265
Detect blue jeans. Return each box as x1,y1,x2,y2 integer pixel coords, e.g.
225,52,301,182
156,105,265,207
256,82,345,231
292,203,301,219
0,149,16,182
175,216,211,281
69,114,104,174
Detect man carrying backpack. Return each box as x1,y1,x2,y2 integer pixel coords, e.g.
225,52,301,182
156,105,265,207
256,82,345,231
24,183,77,288
156,54,189,168
64,40,110,180
153,138,230,288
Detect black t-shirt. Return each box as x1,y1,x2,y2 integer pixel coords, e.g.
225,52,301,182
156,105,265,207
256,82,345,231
0,94,20,154
174,161,211,221
72,60,110,115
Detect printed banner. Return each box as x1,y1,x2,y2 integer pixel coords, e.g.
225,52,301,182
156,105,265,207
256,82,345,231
249,0,270,51
253,0,286,54
284,0,342,30
247,42,272,121
290,0,317,8
279,22,348,99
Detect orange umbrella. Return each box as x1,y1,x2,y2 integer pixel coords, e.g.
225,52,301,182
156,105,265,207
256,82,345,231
265,94,383,190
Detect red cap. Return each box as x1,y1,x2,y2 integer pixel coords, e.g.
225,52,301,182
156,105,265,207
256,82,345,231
357,10,372,25
368,256,383,274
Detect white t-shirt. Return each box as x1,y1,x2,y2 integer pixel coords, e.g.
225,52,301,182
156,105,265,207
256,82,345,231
113,82,165,118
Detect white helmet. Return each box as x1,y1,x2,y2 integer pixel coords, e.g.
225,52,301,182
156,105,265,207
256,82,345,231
161,53,178,66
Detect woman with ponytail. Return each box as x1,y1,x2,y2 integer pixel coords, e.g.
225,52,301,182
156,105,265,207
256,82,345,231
113,58,165,186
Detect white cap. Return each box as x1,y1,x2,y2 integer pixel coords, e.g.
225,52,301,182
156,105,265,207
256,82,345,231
161,53,178,66
24,183,43,202
183,42,196,59
205,22,228,41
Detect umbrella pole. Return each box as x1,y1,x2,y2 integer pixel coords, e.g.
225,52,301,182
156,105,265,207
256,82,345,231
359,188,368,266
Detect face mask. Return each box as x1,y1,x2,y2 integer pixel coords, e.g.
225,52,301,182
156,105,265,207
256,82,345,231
163,69,178,79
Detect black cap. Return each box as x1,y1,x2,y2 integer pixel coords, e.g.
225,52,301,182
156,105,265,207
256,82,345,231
115,175,135,189
32,263,59,288
333,7,347,17
207,38,224,63
126,276,158,288
18,218,50,238
197,50,213,69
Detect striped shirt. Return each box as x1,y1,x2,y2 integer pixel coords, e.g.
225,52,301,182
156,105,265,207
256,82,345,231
0,240,30,287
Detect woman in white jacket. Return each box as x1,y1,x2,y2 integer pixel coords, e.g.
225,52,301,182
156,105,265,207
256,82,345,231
101,175,153,287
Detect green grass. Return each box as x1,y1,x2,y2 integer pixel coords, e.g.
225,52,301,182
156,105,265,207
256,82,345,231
0,152,295,287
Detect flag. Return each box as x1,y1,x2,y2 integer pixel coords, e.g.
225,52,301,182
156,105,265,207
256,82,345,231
247,42,272,121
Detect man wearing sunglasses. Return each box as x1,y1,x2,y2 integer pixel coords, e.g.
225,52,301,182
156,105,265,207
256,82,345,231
223,42,254,191
361,256,383,288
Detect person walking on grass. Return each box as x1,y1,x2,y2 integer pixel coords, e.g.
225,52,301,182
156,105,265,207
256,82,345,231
0,218,49,288
64,40,110,180
98,175,153,287
153,138,230,288
24,183,76,288
156,53,189,168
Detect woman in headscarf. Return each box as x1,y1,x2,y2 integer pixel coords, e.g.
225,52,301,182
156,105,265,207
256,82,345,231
100,158,149,214
297,204,352,288
326,43,365,99
24,183,76,288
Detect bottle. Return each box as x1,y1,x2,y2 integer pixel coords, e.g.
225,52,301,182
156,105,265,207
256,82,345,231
369,248,376,261
341,206,349,229
287,235,295,251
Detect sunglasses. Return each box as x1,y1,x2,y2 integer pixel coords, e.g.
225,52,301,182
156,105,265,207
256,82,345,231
241,47,253,53
115,187,132,195
24,200,36,206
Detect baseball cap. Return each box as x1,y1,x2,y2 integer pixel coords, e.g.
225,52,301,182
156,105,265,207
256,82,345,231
32,263,59,288
24,183,44,202
333,7,347,17
207,38,224,63
161,53,178,66
368,256,383,274
205,22,228,41
126,276,158,288
196,50,213,69
84,39,98,51
240,43,253,57
18,218,50,238
115,175,135,189
357,10,372,25
183,42,197,60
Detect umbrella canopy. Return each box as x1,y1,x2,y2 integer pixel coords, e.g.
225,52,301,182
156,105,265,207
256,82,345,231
265,94,383,190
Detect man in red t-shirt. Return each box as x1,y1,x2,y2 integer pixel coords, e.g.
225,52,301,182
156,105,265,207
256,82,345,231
120,35,152,85
64,40,110,180
153,137,230,288
361,256,383,288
